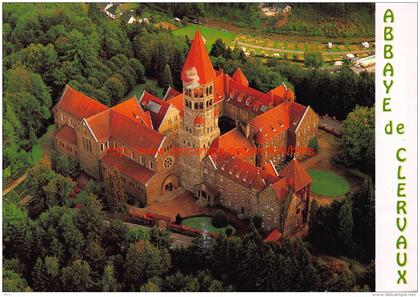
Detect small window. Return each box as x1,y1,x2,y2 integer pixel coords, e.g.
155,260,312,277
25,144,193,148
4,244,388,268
100,143,104,151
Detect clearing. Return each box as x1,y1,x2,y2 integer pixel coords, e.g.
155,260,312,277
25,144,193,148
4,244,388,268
308,169,350,197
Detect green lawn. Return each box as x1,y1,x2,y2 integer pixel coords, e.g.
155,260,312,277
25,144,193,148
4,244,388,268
308,169,350,197
173,24,237,51
31,124,56,163
182,216,236,235
124,79,164,100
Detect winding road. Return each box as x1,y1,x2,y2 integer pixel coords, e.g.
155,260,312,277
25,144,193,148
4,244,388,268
236,40,373,56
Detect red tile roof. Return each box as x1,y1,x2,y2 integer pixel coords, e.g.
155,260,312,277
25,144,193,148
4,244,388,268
271,178,289,202
226,78,270,115
181,31,216,86
213,72,226,104
110,110,165,157
262,161,278,177
286,102,307,132
167,93,184,117
210,150,279,191
265,228,282,242
139,91,171,130
210,127,256,160
232,68,249,87
279,158,312,191
112,97,153,129
267,84,287,106
85,110,111,142
163,87,181,100
54,85,108,120
248,103,290,143
101,153,155,185
55,125,77,145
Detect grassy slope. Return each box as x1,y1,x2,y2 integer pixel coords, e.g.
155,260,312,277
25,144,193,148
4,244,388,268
173,24,237,51
308,169,350,197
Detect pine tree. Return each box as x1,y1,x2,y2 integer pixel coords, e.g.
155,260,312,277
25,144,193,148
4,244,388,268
103,170,127,213
99,264,120,292
338,198,354,252
161,64,173,90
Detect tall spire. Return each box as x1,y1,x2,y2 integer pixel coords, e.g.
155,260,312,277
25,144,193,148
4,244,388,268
181,31,216,86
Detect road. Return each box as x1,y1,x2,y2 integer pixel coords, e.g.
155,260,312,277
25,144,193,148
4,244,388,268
236,41,373,56
104,215,195,248
2,173,27,196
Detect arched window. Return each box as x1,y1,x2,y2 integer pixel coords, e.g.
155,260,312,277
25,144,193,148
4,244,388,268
194,102,198,109
199,102,203,109
209,85,213,94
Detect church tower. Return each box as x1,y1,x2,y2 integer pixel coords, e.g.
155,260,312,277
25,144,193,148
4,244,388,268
179,31,220,193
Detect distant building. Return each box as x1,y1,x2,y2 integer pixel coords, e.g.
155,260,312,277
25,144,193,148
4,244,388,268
282,5,293,13
103,3,122,19
127,16,150,25
361,41,370,48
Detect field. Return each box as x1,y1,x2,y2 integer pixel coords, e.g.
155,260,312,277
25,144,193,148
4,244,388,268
307,169,350,197
182,216,236,235
173,24,237,51
173,23,374,63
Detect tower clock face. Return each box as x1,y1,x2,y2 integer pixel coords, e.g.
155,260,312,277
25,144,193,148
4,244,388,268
164,156,174,168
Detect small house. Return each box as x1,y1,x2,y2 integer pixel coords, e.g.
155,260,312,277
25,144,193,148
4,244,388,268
361,42,370,48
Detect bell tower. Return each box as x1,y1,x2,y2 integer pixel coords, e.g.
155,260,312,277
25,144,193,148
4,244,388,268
179,31,220,192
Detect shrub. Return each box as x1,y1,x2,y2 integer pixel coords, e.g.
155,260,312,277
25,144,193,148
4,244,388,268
252,215,263,229
175,214,182,225
211,210,228,228
309,137,318,152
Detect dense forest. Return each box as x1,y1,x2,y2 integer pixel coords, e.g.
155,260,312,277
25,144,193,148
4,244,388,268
3,161,375,292
152,3,375,37
3,3,375,292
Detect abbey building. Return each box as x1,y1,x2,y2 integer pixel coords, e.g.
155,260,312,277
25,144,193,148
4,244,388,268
53,31,319,235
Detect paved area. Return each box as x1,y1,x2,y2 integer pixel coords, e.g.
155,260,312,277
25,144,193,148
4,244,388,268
319,115,342,135
147,191,206,219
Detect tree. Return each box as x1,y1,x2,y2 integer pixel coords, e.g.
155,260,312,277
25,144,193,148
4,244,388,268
211,210,228,228
2,203,33,263
338,198,354,252
128,58,146,83
103,171,127,213
161,64,173,90
103,219,129,255
304,51,324,68
3,269,31,292
351,178,375,260
149,227,172,249
31,257,60,291
124,241,171,290
60,260,94,291
340,105,375,175
210,38,231,59
103,76,127,105
77,193,105,239
99,264,121,292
